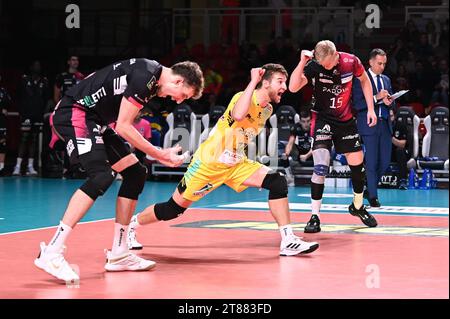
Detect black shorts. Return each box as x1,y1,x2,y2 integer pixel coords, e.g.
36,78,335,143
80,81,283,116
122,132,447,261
51,97,131,168
311,113,362,154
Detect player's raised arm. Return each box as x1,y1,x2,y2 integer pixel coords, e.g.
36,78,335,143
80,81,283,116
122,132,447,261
357,71,378,127
288,50,312,93
116,97,184,167
231,68,265,121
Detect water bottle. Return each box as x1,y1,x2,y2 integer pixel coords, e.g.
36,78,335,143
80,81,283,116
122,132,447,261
419,169,432,190
408,168,417,189
432,173,438,188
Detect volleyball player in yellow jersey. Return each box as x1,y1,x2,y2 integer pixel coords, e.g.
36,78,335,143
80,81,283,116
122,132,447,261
128,64,319,256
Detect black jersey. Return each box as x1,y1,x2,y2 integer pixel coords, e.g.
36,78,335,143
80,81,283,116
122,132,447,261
17,75,49,120
303,52,365,122
61,58,162,125
55,71,85,96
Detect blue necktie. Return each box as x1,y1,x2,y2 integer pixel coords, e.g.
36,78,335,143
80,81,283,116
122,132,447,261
376,75,388,119
376,75,382,94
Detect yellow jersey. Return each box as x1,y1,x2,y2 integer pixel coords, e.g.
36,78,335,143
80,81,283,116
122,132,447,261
194,91,273,167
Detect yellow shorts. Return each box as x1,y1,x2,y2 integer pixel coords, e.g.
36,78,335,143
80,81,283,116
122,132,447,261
178,157,263,202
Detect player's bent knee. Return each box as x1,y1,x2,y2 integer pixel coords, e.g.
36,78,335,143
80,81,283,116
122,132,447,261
80,170,115,200
262,171,288,200
118,162,147,200
311,172,326,184
154,197,187,221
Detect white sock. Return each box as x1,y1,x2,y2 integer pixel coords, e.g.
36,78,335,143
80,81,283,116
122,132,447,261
0,162,4,170
111,223,129,257
279,224,294,240
47,221,72,253
129,214,141,229
16,158,22,168
28,158,34,167
353,192,363,210
311,199,322,216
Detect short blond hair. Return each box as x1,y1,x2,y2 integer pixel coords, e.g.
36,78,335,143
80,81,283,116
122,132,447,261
314,40,336,62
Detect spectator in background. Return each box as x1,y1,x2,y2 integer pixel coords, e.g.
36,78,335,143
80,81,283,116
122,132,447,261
240,45,263,72
409,60,438,107
389,38,408,66
438,18,449,49
425,19,441,49
390,109,409,190
266,36,292,65
431,59,449,107
54,55,84,105
285,110,313,165
393,64,410,106
0,75,11,176
416,33,435,61
200,62,223,113
221,0,240,45
13,60,49,176
401,19,420,47
394,64,409,91
403,51,417,74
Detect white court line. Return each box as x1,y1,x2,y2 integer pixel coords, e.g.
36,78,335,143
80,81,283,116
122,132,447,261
219,202,449,215
298,193,354,198
0,217,114,236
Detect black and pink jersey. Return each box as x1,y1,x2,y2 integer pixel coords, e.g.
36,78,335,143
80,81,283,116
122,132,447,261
304,52,365,122
60,58,162,125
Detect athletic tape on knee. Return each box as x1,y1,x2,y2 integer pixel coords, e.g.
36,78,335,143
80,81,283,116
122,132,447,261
118,162,147,200
80,170,115,200
154,197,187,221
262,171,288,200
349,163,365,193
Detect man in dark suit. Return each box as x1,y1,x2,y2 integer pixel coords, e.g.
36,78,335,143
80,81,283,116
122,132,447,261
353,48,393,207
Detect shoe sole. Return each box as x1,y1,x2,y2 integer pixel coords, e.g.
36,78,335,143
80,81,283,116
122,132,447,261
34,258,79,282
104,262,156,272
304,227,321,233
350,212,378,228
280,243,319,256
129,246,143,250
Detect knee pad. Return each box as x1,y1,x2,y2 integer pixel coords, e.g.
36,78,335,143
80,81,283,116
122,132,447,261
118,162,147,200
154,197,187,221
311,148,330,184
349,163,366,193
80,169,115,200
262,171,288,200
